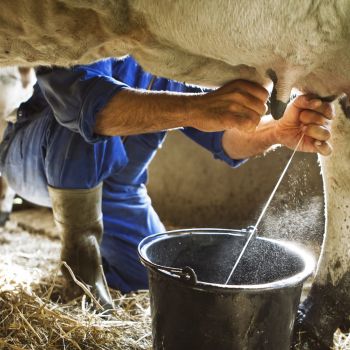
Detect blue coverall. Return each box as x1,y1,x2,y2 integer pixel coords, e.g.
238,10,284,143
0,57,244,293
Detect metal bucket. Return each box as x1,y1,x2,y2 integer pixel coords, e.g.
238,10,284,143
138,228,315,350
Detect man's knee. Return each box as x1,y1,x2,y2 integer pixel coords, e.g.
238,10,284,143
46,129,127,189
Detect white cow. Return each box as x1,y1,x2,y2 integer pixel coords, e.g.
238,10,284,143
0,67,35,120
0,67,36,225
0,1,350,114
0,0,348,347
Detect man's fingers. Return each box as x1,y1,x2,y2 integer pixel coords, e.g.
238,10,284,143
293,96,334,119
221,80,269,103
228,90,268,116
314,140,332,156
195,79,268,132
303,124,331,141
300,110,331,126
312,101,334,120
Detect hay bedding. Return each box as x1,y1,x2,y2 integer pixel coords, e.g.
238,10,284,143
0,208,349,350
0,208,152,350
0,285,151,350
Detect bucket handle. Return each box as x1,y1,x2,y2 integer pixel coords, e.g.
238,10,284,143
140,257,198,285
160,265,198,285
139,227,253,286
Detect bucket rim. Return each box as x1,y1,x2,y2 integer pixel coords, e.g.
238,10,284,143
138,228,315,292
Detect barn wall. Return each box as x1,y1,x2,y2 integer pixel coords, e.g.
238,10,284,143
148,130,324,249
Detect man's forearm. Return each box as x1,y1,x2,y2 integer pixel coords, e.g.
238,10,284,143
222,116,279,159
94,80,270,136
94,88,200,136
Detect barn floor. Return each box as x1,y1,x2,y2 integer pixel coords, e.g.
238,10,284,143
0,207,348,349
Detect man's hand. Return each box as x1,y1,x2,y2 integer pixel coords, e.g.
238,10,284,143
275,95,334,156
221,94,334,160
189,80,269,132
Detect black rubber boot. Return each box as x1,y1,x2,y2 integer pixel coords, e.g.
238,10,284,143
48,184,114,310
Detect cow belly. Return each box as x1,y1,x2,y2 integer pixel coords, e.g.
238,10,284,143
130,0,350,96
0,1,349,101
0,0,132,66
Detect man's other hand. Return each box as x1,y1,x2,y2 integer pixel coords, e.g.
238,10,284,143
189,80,269,132
275,95,334,156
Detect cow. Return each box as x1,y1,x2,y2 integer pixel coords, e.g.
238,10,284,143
0,0,348,347
0,66,36,224
1,1,350,117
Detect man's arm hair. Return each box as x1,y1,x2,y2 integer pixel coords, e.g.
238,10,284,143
94,80,269,136
94,88,197,136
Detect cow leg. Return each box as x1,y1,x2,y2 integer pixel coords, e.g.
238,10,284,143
293,100,350,348
0,175,15,226
48,184,114,310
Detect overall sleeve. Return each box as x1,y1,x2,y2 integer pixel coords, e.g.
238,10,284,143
180,128,247,168
35,60,128,143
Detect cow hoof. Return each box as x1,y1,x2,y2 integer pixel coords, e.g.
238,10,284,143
291,307,331,350
291,334,329,350
293,273,350,349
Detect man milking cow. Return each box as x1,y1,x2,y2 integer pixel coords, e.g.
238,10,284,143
0,57,332,309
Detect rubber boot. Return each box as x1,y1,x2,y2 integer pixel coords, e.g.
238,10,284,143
48,184,114,310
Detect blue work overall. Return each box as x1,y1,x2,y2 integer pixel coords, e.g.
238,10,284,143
0,57,244,292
